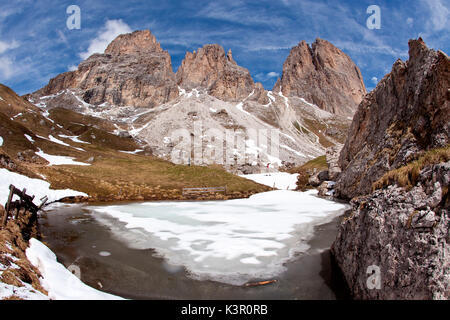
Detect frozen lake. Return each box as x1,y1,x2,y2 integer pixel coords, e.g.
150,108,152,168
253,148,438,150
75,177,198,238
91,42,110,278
89,190,348,285
40,190,352,299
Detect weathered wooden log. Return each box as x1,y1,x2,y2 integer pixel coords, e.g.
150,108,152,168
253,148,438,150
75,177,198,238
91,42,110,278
14,207,21,220
182,186,227,195
2,185,14,226
38,196,48,210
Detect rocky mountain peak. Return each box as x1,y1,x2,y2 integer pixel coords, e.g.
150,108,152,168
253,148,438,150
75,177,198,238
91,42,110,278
33,29,178,108
226,49,236,64
274,38,366,116
408,37,428,61
176,44,255,101
104,30,163,56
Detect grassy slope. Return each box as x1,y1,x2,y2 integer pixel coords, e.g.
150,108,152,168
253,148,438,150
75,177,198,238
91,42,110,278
0,84,40,118
0,84,269,202
287,155,328,191
42,153,268,202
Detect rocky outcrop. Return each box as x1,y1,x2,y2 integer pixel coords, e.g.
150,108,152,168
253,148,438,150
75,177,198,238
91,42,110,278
34,30,179,108
331,39,450,300
335,38,450,200
332,161,449,299
326,145,342,181
274,38,366,116
176,44,256,101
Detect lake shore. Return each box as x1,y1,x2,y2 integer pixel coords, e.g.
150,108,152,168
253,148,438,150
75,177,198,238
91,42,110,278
39,196,351,300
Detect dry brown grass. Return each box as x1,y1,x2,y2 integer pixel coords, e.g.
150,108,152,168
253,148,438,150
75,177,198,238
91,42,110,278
2,295,24,300
0,84,40,118
41,152,270,202
372,145,450,191
288,155,328,174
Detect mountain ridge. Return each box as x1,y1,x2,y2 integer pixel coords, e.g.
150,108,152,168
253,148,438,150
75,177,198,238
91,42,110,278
32,30,365,115
25,29,368,172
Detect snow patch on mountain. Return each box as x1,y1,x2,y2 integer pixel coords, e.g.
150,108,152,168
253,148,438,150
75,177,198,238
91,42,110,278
36,149,90,166
0,168,87,205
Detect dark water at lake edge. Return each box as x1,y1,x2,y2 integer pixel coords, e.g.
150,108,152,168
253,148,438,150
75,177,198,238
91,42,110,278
39,203,351,300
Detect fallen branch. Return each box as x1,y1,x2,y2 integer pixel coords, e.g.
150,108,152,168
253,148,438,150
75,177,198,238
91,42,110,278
244,280,278,287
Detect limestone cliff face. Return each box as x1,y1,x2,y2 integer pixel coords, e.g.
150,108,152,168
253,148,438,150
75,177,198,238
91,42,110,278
33,32,367,115
274,39,366,116
332,161,449,300
104,29,162,55
34,30,179,108
331,39,449,300
28,30,362,170
27,31,354,169
335,38,450,199
176,44,256,101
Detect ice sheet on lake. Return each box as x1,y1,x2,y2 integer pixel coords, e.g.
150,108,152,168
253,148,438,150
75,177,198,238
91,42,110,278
90,190,348,285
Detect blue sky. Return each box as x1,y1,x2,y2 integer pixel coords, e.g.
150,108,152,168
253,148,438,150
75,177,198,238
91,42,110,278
0,0,448,95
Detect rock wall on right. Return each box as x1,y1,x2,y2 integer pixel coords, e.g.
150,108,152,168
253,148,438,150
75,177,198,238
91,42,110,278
331,39,449,300
335,38,449,200
332,161,449,299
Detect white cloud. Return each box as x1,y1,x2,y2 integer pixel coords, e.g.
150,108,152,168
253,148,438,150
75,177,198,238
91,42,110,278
0,56,15,79
406,17,414,27
267,72,280,78
255,71,282,81
68,65,78,72
424,0,449,31
57,30,68,45
371,76,378,84
334,39,408,59
79,19,132,60
242,45,293,52
0,40,19,54
0,7,22,22
0,40,19,80
196,1,288,27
